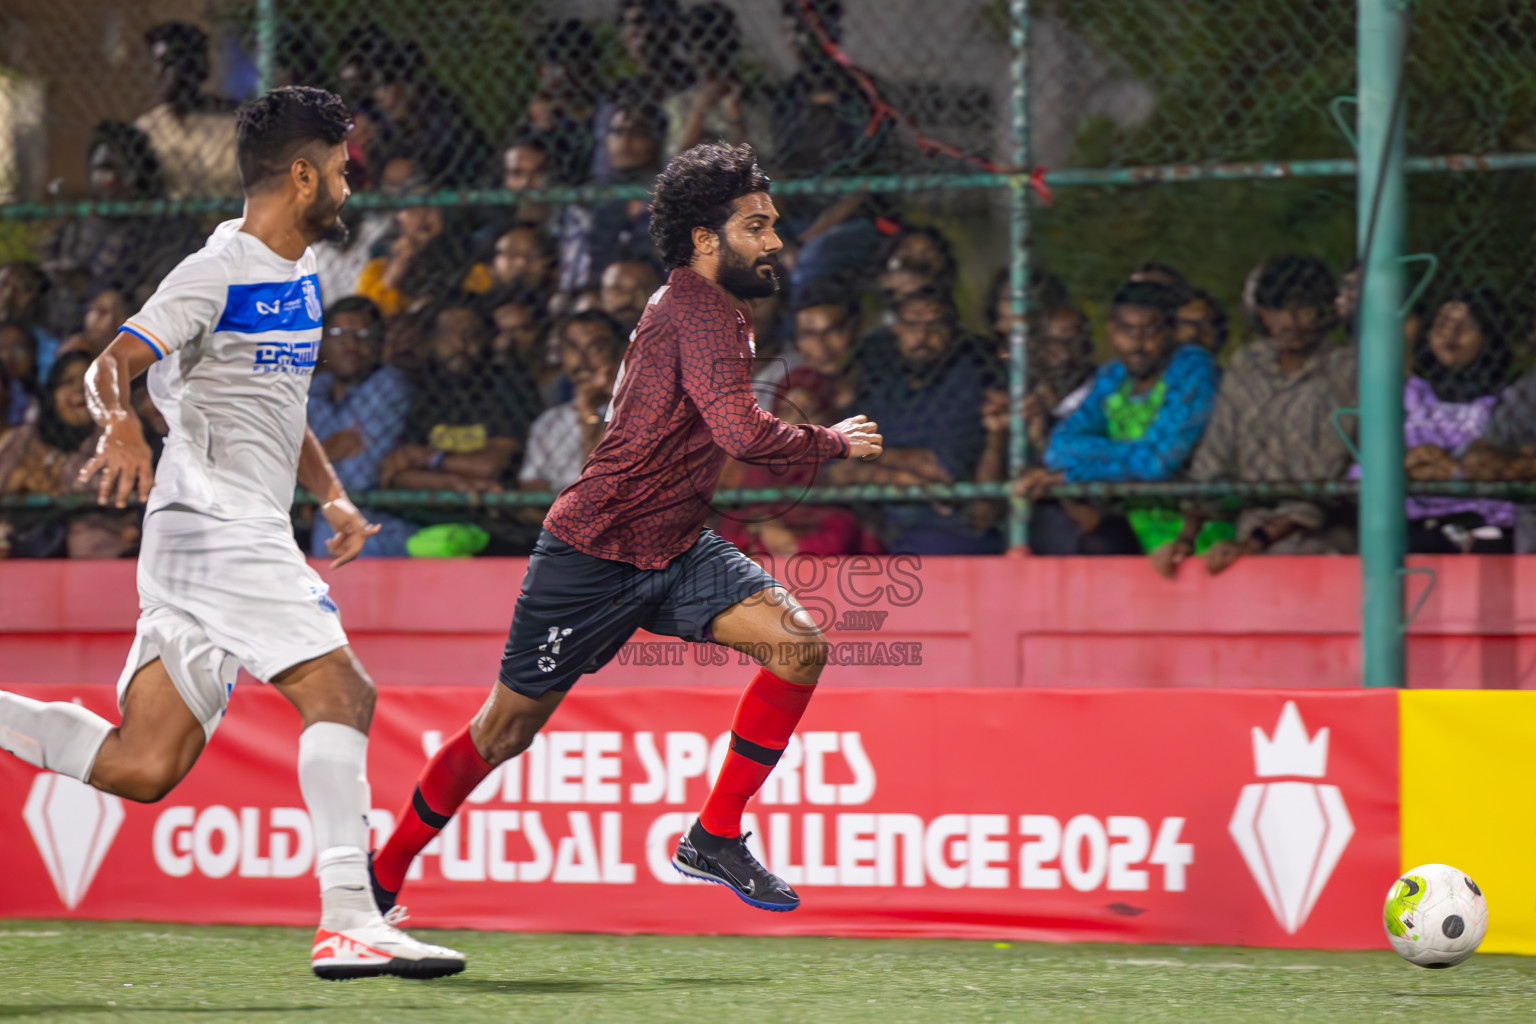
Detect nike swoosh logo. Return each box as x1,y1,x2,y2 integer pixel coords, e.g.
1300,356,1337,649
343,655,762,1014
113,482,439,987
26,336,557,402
710,859,752,892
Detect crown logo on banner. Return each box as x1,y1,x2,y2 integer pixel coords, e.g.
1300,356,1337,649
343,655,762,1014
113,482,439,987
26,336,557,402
1229,701,1354,934
1252,701,1330,778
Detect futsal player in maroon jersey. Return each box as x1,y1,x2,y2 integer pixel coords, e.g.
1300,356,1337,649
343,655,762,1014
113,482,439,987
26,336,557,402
371,144,882,915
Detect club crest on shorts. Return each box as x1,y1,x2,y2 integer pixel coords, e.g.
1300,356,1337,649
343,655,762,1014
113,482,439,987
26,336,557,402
309,583,339,614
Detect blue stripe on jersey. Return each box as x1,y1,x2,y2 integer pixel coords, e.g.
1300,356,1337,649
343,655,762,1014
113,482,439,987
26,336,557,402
214,274,324,334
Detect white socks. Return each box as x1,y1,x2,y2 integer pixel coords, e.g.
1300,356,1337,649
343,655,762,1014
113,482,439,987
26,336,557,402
0,701,381,929
0,691,113,783
298,721,377,930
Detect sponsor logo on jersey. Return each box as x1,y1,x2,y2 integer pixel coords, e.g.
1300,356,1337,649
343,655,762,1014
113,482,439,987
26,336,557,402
302,278,323,322
253,339,319,374
216,274,325,335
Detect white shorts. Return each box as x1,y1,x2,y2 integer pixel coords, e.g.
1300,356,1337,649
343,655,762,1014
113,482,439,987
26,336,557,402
116,508,349,740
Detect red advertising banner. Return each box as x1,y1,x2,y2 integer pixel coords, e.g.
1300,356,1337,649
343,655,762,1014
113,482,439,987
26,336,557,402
0,685,1398,948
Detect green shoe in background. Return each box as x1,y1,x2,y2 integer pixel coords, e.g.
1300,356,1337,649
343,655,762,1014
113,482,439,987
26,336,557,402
406,523,491,558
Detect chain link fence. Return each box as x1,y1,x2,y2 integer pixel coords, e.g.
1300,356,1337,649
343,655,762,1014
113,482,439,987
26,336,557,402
0,0,1533,560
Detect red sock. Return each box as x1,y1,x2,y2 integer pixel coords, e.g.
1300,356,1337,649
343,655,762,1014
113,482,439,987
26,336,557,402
697,668,816,838
373,723,493,894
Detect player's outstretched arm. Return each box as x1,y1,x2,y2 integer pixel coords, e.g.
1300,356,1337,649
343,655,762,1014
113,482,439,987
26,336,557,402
78,332,161,509
830,414,883,461
298,425,380,568
676,305,857,465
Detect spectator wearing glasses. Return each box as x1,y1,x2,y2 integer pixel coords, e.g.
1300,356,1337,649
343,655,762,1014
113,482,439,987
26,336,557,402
309,298,412,494
791,275,862,416
307,298,414,557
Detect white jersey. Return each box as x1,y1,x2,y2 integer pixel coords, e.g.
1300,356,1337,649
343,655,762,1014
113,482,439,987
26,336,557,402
123,219,322,524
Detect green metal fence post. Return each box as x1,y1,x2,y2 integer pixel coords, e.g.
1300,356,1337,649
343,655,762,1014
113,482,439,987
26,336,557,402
1006,0,1031,550
256,0,277,94
1358,0,1409,688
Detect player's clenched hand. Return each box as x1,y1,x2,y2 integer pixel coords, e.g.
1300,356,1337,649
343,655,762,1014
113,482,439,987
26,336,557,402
832,414,883,461
78,416,154,509
321,495,381,569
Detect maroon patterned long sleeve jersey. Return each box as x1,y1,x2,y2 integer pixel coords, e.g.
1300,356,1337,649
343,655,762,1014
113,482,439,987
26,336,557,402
544,267,849,569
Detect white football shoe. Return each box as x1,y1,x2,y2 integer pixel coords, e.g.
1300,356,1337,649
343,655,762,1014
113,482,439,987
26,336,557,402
311,907,466,980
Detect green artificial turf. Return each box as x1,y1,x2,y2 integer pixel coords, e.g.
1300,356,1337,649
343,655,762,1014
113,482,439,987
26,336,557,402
1,921,1532,1023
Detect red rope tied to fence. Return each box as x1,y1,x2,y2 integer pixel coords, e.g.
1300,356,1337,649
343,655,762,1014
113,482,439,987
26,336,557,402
788,0,1052,204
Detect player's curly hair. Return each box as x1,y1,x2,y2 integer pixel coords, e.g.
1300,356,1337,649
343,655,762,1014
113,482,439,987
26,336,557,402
649,144,771,271
236,86,352,192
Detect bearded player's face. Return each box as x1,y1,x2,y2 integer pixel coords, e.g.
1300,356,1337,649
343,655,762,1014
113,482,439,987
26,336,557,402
302,142,351,246
715,193,782,301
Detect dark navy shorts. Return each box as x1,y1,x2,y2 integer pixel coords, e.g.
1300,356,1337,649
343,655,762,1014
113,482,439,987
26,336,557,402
499,528,782,698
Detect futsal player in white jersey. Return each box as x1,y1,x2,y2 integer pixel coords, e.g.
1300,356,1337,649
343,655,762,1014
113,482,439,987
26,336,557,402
0,87,464,981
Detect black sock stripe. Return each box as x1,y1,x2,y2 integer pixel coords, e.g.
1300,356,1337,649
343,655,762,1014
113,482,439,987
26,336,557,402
730,732,785,767
412,786,452,830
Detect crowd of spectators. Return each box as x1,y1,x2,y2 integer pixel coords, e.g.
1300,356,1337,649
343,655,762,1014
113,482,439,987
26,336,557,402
4,3,1536,570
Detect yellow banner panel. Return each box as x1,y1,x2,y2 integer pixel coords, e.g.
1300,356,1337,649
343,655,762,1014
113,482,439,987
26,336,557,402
1400,690,1536,955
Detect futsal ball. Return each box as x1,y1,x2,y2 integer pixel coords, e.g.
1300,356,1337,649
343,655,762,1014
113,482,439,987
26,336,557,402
1383,863,1488,968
